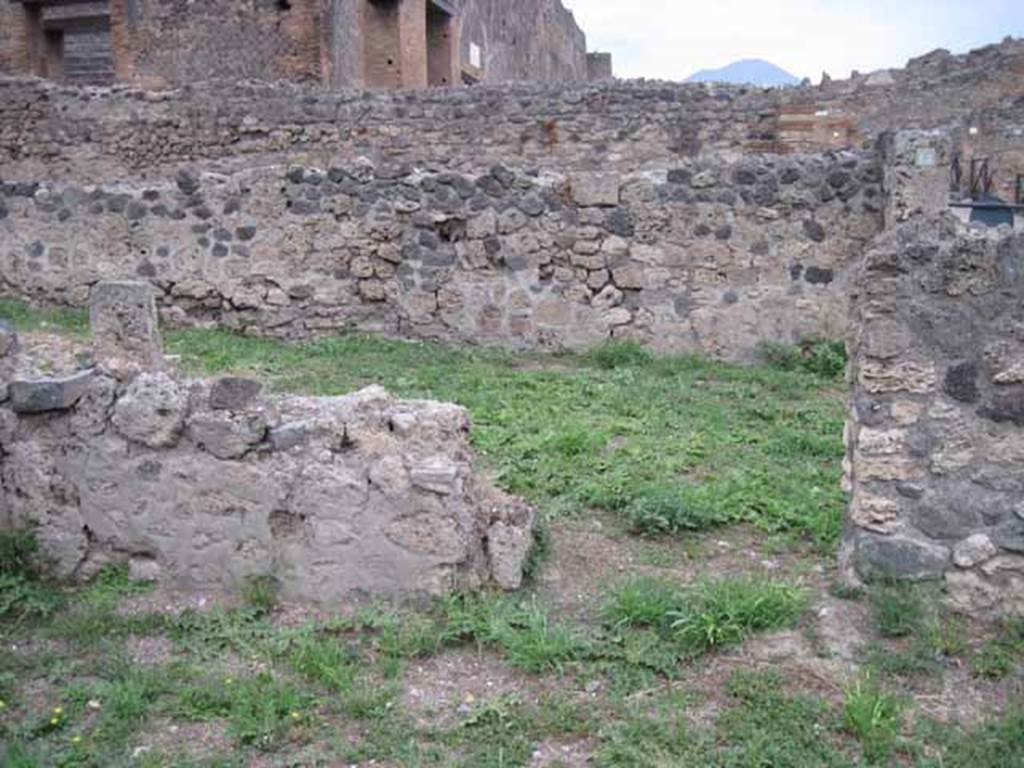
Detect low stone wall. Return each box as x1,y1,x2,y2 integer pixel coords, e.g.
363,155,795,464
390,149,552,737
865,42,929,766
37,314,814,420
0,283,535,601
0,151,882,358
843,215,1024,617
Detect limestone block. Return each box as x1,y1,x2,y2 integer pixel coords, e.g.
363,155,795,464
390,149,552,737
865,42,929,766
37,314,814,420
570,173,620,207
850,495,901,534
858,360,937,394
952,534,998,569
89,281,163,373
8,370,95,414
112,372,188,448
410,459,461,495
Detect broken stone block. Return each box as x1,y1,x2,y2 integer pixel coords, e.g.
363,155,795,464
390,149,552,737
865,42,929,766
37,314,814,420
570,173,620,207
209,377,263,411
488,521,534,590
112,372,188,448
8,369,95,414
89,281,163,374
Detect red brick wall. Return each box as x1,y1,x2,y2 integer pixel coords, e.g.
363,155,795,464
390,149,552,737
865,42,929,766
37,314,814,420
110,0,323,90
0,4,32,77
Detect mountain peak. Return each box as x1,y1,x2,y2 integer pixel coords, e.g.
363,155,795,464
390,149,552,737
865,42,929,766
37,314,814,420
687,59,800,87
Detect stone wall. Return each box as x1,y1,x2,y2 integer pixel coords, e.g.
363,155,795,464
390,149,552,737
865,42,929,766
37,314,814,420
843,215,1024,617
0,151,883,358
0,282,535,600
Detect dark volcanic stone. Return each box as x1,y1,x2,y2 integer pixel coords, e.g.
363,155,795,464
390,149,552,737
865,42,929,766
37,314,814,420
943,361,980,404
209,377,263,411
803,219,827,243
9,370,95,414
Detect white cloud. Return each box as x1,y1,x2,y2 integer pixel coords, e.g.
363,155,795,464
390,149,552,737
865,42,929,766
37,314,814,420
563,0,1021,82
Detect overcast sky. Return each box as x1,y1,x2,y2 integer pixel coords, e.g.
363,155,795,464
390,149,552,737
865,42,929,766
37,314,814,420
563,0,1023,82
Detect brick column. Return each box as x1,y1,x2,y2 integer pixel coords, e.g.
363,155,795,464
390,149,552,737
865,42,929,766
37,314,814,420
397,0,427,89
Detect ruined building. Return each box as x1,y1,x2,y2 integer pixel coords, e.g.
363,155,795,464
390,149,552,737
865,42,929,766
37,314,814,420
1,37,1023,610
0,0,612,89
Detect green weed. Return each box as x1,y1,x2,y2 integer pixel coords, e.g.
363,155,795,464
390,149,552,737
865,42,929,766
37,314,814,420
842,674,904,764
668,577,807,655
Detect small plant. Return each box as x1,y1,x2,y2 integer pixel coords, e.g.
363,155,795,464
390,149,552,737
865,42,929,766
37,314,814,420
0,529,63,622
843,674,904,764
971,640,1017,681
621,483,730,535
668,576,806,655
870,580,924,638
757,338,847,380
585,340,654,370
602,575,681,631
242,573,280,614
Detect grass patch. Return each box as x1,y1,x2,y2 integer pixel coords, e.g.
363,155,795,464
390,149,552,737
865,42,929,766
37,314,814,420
0,297,89,336
601,574,807,659
164,329,847,550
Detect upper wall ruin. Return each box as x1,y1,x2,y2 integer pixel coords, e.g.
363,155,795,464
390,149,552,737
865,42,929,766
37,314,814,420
0,0,610,91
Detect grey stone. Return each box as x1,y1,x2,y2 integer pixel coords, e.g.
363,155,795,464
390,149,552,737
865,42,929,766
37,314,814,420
209,377,262,411
570,173,620,207
8,369,95,414
269,422,309,452
488,521,533,590
803,219,827,243
188,411,267,459
854,532,949,581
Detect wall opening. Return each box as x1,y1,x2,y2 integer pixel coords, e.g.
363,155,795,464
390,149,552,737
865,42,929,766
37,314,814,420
362,0,402,89
426,2,455,87
43,29,65,81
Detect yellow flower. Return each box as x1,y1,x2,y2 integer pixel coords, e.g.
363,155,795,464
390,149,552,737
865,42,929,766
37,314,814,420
72,735,82,744
290,711,301,720
50,717,60,726
0,699,6,709
53,706,63,715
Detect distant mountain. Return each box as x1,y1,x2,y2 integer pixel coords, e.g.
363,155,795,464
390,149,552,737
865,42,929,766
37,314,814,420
687,59,800,87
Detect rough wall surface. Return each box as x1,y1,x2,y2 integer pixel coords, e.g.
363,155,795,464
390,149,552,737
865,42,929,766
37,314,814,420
458,0,588,84
0,151,882,357
111,0,324,90
0,3,30,77
844,215,1024,616
0,284,535,600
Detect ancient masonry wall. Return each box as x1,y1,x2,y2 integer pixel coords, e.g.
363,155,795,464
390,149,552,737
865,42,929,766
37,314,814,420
0,283,535,600
0,152,882,357
844,216,1024,616
0,75,897,359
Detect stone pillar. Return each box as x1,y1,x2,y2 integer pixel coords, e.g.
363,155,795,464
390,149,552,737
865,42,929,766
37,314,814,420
0,319,19,405
881,129,954,227
89,281,163,375
843,214,1024,617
